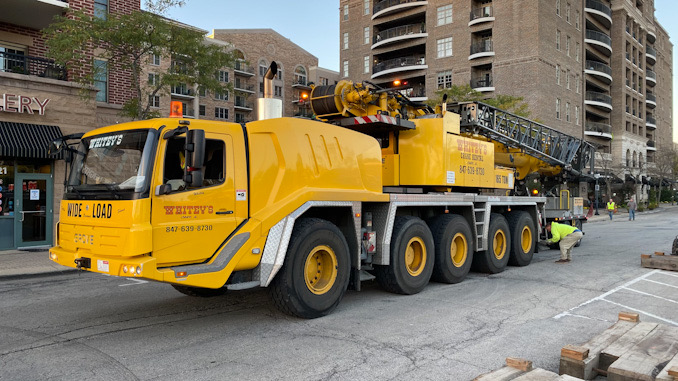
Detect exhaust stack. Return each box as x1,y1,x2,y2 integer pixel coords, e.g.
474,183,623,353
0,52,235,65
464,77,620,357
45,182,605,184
257,61,282,120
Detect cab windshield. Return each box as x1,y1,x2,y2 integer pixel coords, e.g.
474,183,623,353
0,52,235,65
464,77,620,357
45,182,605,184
66,129,158,200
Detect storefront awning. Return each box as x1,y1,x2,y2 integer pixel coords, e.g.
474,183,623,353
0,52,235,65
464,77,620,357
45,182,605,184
0,121,63,159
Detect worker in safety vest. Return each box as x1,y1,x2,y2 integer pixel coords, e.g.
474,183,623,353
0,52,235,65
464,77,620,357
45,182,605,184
544,222,583,263
606,199,616,220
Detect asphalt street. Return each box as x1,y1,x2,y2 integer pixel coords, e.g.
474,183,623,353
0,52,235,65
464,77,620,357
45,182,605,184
1,208,677,381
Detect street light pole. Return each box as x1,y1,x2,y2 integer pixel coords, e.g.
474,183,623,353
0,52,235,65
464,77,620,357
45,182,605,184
594,175,600,215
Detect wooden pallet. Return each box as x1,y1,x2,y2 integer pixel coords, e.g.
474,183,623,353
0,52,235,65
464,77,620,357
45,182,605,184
559,312,678,380
641,252,678,272
474,358,584,381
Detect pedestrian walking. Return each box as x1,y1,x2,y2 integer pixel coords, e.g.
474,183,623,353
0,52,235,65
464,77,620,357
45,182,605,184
544,221,583,263
607,198,616,220
627,197,636,221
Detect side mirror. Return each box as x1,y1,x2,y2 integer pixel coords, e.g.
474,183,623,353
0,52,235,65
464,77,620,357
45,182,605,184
184,129,205,187
48,138,64,155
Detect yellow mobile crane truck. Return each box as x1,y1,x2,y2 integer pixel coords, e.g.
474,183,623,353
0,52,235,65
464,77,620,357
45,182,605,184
49,63,594,318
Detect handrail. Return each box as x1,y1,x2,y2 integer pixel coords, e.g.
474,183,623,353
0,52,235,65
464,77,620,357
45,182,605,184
0,51,67,80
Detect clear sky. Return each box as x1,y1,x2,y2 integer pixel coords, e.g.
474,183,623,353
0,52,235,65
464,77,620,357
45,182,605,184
167,1,676,142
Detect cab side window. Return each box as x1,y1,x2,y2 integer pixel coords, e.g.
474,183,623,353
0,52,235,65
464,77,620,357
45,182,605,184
163,137,225,192
203,139,225,186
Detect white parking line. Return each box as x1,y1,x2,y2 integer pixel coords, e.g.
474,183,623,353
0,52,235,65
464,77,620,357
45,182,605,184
119,278,148,286
641,278,678,289
597,298,678,326
623,286,678,305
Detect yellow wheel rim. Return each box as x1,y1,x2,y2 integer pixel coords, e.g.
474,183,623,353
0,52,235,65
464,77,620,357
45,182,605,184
520,225,532,253
450,233,468,268
304,245,338,295
493,230,507,260
405,237,426,276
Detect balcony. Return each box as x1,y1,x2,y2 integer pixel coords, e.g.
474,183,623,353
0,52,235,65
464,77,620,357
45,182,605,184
470,76,494,92
372,24,427,49
646,116,656,130
646,93,656,108
234,98,253,111
0,51,67,81
584,60,612,84
646,46,656,65
234,61,255,77
469,5,494,26
646,70,656,86
647,140,656,151
1,0,69,30
584,0,612,28
647,30,656,44
292,78,312,90
585,122,612,139
585,30,612,56
585,91,612,111
372,0,428,20
469,40,494,60
372,56,427,79
399,88,427,102
170,85,194,100
234,82,255,94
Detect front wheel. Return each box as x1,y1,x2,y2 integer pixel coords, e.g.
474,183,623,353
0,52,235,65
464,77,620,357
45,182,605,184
269,218,350,319
473,213,511,274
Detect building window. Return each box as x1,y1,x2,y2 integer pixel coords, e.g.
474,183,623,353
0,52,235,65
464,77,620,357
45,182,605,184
364,27,370,44
437,4,453,26
556,64,560,85
274,85,282,97
566,35,571,56
437,37,453,58
214,90,228,101
576,75,580,93
199,105,205,116
364,0,370,15
148,73,159,86
566,70,570,89
343,32,349,50
149,54,161,66
566,102,571,122
556,30,561,50
343,4,348,20
94,0,108,20
320,77,329,86
566,3,571,23
556,98,561,119
149,95,160,108
364,56,369,74
575,105,580,125
259,82,264,95
218,70,229,83
235,112,245,123
294,66,307,85
575,10,580,30
556,0,560,16
343,60,349,77
94,59,108,103
575,42,580,62
215,107,228,120
259,59,268,76
437,71,452,89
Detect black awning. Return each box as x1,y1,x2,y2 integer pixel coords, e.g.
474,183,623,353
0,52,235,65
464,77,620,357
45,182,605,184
0,121,63,159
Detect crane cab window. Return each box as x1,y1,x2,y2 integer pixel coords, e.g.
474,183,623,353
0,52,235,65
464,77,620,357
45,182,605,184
163,137,225,192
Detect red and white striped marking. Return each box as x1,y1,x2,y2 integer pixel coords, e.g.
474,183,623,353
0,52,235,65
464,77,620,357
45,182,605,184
352,114,398,125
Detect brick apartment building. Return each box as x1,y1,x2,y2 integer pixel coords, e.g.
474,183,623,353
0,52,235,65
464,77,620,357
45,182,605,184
339,0,673,200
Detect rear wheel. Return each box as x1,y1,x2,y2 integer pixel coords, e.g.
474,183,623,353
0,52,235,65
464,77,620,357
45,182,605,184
269,218,350,319
374,216,434,294
172,284,227,297
507,211,536,266
429,214,473,284
473,213,511,274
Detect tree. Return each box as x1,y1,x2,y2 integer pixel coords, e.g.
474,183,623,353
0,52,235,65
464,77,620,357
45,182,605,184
427,85,532,118
649,147,677,203
44,2,234,120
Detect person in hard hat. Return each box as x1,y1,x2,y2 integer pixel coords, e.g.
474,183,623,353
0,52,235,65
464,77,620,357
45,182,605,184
544,221,583,263
606,198,616,220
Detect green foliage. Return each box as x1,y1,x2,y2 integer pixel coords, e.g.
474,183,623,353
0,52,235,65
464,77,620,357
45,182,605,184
648,202,658,210
44,7,234,120
483,95,531,118
427,85,532,118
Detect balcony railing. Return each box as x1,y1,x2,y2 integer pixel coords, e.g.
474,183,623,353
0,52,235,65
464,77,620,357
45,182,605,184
234,83,255,92
646,46,657,57
470,40,493,55
646,93,656,102
470,75,493,89
585,91,612,105
171,85,193,97
235,99,253,109
585,30,611,46
372,56,425,75
373,23,426,45
585,122,611,134
234,61,254,75
647,140,656,148
470,5,493,21
585,0,612,17
646,116,656,125
0,51,67,80
373,0,424,14
646,70,656,81
585,60,612,76
292,78,311,87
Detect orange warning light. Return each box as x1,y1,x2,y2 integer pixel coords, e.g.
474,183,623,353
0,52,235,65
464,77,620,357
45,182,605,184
532,189,539,195
170,101,183,118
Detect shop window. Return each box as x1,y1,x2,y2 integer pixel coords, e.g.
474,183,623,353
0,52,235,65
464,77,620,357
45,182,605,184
0,160,15,216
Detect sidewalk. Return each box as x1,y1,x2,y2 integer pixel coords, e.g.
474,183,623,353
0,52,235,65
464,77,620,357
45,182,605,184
2,204,676,280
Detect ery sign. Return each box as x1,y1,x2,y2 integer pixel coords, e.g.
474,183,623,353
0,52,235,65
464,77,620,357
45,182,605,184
0,93,50,115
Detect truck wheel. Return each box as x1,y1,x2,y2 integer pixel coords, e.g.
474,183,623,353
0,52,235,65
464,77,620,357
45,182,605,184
429,214,473,284
507,211,535,266
574,219,583,247
374,216,434,295
473,213,511,274
269,218,350,319
172,284,227,297
672,235,678,256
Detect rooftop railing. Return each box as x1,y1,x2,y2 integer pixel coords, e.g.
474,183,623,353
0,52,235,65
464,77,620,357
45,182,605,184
0,51,67,80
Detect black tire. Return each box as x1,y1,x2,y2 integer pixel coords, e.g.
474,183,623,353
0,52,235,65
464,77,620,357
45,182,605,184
172,284,228,297
506,211,536,267
428,214,473,284
672,236,678,256
269,218,350,319
374,216,434,294
472,213,511,274
574,219,583,247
